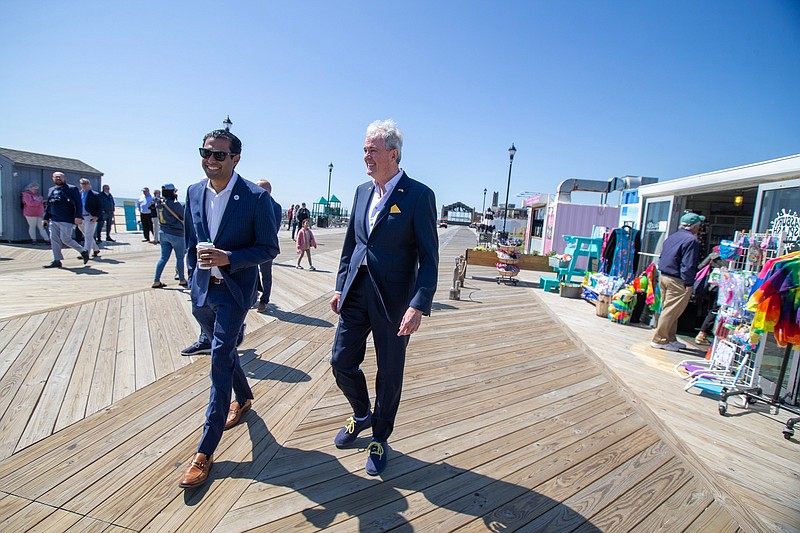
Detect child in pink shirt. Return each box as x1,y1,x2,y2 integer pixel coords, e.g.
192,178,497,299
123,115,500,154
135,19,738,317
296,218,317,270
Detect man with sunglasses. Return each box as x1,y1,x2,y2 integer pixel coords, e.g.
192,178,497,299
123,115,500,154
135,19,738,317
178,129,280,489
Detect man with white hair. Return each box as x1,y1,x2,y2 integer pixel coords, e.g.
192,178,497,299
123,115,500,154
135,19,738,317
651,212,704,351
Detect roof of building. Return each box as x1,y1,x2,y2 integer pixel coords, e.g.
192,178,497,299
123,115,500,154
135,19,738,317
0,147,103,176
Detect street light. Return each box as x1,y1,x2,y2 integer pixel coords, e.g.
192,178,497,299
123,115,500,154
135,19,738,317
223,115,233,131
327,162,333,203
482,188,487,213
502,143,517,237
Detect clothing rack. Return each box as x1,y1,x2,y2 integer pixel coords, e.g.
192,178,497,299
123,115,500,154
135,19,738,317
719,342,800,439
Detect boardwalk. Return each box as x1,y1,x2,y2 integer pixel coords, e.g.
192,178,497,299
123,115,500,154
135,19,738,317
0,226,796,531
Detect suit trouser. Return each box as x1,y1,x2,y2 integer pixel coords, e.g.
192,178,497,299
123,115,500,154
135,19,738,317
49,221,84,261
258,260,273,304
95,213,113,240
330,270,409,442
140,213,153,240
652,273,692,344
81,216,100,253
192,283,254,456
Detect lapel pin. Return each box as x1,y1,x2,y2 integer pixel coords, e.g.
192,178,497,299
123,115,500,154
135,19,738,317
234,195,239,200
398,188,404,192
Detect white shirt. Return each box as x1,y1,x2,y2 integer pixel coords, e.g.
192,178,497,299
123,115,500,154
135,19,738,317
204,172,238,277
361,169,403,267
366,169,403,238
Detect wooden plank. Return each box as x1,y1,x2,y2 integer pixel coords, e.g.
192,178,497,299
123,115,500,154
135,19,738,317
56,299,110,431
629,478,717,533
132,292,156,389
85,296,121,415
145,290,175,379
17,302,95,449
113,294,136,402
0,316,44,381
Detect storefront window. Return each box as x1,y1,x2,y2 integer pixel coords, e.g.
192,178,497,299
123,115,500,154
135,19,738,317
757,186,800,252
642,200,670,256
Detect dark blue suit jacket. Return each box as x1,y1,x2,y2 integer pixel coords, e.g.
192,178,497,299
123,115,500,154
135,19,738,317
335,172,439,324
185,174,280,311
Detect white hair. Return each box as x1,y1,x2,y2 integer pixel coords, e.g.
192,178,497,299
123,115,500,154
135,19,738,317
366,119,403,163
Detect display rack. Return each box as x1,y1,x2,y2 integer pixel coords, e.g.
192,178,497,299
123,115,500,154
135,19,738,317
495,244,520,285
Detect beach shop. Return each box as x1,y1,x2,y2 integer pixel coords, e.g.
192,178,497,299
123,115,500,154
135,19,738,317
636,154,800,410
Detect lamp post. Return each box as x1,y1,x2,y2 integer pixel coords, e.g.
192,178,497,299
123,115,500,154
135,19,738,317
501,143,517,238
482,188,487,214
326,162,333,225
327,162,333,203
223,115,233,131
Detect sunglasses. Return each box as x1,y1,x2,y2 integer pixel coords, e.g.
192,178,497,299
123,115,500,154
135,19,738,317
199,148,238,161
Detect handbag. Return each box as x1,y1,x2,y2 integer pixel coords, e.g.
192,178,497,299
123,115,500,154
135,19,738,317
162,202,184,226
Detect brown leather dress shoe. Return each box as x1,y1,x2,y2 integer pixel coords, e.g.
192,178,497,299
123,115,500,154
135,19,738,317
224,399,252,430
178,453,212,488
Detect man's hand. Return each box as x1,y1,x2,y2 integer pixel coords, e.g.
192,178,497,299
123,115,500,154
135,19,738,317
197,248,231,269
42,220,48,227
398,307,423,336
91,217,98,222
74,218,83,225
329,293,341,315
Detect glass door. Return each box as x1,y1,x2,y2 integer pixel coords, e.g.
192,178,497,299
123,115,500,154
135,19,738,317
638,195,680,273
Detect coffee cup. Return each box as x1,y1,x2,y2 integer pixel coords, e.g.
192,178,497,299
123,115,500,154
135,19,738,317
196,241,214,269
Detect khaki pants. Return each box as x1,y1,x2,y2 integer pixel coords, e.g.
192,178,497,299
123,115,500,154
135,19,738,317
652,273,692,345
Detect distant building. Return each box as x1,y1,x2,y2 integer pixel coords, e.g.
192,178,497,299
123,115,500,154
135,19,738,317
0,147,103,242
440,202,474,226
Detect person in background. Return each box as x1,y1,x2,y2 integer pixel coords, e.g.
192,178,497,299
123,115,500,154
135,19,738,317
295,218,317,270
178,128,279,489
152,183,187,289
286,204,294,233
21,183,49,244
151,189,162,244
43,171,89,268
296,202,311,229
256,179,282,312
290,203,301,240
95,184,116,242
78,179,102,258
693,246,727,345
651,212,704,351
137,187,154,242
328,119,439,475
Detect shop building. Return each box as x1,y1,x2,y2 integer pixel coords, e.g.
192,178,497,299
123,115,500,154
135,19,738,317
637,153,800,271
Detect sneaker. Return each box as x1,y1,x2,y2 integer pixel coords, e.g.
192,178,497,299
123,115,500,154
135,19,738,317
43,260,62,269
181,341,212,356
673,340,687,350
296,265,304,269
650,341,682,352
334,413,372,448
695,333,711,345
365,440,389,476
106,237,116,242
81,251,90,264
309,266,317,271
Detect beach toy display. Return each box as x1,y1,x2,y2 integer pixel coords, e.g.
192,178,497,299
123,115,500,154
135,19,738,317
609,286,637,324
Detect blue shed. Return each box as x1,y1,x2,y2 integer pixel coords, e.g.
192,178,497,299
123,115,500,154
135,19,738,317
0,147,103,242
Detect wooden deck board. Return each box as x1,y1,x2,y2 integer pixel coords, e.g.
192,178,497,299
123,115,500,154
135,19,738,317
0,227,781,532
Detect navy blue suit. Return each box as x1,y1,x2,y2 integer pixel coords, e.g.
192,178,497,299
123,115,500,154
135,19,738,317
331,172,438,441
184,173,280,456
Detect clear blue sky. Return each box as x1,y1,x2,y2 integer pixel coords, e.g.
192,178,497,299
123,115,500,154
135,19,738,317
2,1,798,212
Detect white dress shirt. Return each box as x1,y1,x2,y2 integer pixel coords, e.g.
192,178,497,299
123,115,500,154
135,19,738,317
204,172,238,277
366,169,403,238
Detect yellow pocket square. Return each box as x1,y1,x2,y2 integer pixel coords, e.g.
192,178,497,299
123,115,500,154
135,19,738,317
390,205,401,214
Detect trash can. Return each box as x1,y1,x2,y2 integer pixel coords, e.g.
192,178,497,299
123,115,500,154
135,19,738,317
316,215,328,228
123,201,139,231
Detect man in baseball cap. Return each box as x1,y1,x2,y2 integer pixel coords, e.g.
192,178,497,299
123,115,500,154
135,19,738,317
651,211,705,351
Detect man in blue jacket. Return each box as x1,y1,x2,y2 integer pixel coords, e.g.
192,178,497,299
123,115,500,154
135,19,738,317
43,172,89,268
178,128,279,489
329,119,439,475
651,212,704,351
